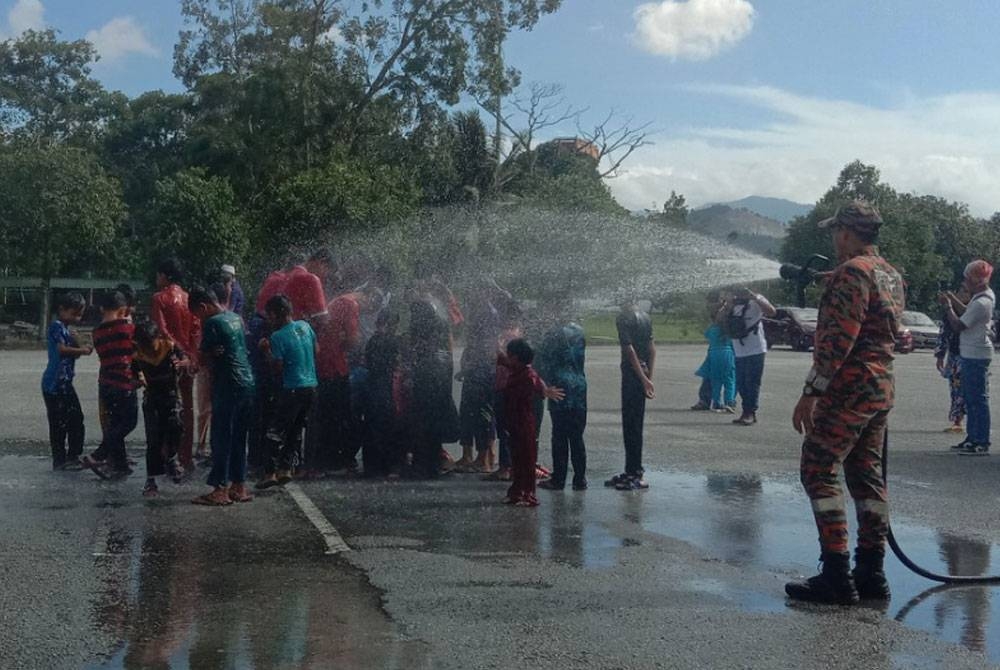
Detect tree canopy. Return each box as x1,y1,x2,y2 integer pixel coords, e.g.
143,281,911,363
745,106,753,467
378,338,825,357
781,161,996,312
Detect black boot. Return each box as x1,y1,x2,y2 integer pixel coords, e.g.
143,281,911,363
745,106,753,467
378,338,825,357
853,547,891,600
785,552,859,605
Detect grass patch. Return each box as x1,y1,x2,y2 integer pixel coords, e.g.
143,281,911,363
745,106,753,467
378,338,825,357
580,312,705,345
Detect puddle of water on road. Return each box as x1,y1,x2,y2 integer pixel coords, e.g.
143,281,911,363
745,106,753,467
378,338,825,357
82,526,428,670
310,472,1000,661
632,470,1000,662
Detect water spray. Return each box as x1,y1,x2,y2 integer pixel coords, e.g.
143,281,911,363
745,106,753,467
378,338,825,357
780,259,1000,585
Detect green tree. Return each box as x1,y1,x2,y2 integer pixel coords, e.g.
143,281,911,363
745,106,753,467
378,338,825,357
660,190,688,227
144,168,249,282
781,161,965,311
266,155,421,246
0,144,125,332
0,29,123,145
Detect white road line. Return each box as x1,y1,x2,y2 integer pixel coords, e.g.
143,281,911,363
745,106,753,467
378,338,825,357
285,482,351,555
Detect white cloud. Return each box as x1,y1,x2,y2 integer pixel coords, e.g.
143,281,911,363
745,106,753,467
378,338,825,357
608,85,1000,217
7,0,45,35
85,16,157,64
632,0,755,61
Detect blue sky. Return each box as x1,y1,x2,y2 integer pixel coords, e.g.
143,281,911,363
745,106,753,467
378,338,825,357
5,0,1000,215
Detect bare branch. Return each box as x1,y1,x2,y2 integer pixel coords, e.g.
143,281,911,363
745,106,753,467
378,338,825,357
578,110,653,179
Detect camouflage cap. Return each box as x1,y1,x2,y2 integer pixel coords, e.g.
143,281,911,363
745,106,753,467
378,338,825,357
817,200,883,232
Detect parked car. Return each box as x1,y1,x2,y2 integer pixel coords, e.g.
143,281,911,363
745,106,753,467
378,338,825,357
764,305,914,354
900,310,938,350
763,307,817,351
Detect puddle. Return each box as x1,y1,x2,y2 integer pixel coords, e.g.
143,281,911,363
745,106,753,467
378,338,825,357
83,526,428,670
293,472,1000,662
635,470,1000,662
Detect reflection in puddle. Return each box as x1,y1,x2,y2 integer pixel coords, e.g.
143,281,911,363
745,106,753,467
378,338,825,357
296,472,1000,663
85,521,427,669
634,471,1000,662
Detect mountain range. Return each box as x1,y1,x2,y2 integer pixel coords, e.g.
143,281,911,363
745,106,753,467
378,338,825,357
702,196,813,224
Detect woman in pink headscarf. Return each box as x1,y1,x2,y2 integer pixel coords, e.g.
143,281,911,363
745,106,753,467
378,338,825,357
939,259,995,456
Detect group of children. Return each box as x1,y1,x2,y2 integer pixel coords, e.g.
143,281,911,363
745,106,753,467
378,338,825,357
43,251,668,508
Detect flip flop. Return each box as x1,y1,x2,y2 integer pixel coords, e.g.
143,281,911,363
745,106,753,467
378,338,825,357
87,461,110,480
192,492,232,506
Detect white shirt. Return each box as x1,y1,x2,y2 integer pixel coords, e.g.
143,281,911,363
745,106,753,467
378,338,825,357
732,301,768,358
959,288,995,360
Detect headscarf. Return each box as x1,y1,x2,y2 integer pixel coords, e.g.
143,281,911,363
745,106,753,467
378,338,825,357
964,259,994,284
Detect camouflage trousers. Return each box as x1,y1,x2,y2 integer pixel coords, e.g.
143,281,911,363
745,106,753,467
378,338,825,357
800,400,890,555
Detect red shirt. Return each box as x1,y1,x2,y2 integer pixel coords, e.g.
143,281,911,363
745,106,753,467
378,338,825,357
501,360,545,441
151,284,200,358
283,266,327,320
94,318,136,391
315,294,360,379
255,270,288,316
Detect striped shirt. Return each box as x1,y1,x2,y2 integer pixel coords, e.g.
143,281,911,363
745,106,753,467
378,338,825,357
93,318,136,391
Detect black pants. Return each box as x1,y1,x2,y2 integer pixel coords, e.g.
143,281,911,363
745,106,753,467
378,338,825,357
307,377,354,471
143,392,182,478
365,408,403,477
265,388,316,473
549,408,587,486
97,388,139,471
621,371,646,476
43,390,85,468
248,380,277,473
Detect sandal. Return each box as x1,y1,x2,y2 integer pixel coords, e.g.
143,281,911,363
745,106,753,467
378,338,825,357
482,468,512,482
192,489,232,506
229,484,254,503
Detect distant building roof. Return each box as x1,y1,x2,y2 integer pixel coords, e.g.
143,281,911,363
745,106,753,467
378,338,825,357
549,137,600,161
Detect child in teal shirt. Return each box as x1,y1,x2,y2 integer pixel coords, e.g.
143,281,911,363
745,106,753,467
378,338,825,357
695,292,736,412
257,294,319,488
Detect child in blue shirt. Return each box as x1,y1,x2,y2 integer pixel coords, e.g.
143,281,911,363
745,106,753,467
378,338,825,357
537,319,588,491
257,294,319,488
42,293,93,470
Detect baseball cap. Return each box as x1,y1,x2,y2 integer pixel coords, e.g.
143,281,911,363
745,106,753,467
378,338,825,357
221,264,236,277
817,200,883,233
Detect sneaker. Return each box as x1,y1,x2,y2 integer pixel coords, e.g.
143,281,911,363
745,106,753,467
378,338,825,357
615,475,649,491
572,479,589,491
721,405,738,414
958,443,990,456
950,439,973,452
276,469,294,485
690,402,711,411
733,413,757,426
538,479,564,491
142,480,159,498
604,473,629,487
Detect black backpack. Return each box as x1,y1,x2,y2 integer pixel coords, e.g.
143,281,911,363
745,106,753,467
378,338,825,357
725,304,761,342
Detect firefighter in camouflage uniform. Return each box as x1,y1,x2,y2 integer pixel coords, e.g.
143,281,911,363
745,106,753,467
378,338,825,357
786,200,905,605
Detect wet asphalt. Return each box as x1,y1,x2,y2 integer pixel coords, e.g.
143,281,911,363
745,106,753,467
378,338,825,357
1,346,999,669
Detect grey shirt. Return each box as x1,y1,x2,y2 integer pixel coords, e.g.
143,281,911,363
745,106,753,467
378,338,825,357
959,289,995,360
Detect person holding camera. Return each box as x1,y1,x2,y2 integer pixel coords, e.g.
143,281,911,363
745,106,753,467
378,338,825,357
939,260,995,456
723,287,776,426
786,200,904,605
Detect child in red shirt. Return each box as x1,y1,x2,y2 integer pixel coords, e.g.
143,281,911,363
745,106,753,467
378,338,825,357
499,339,563,507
